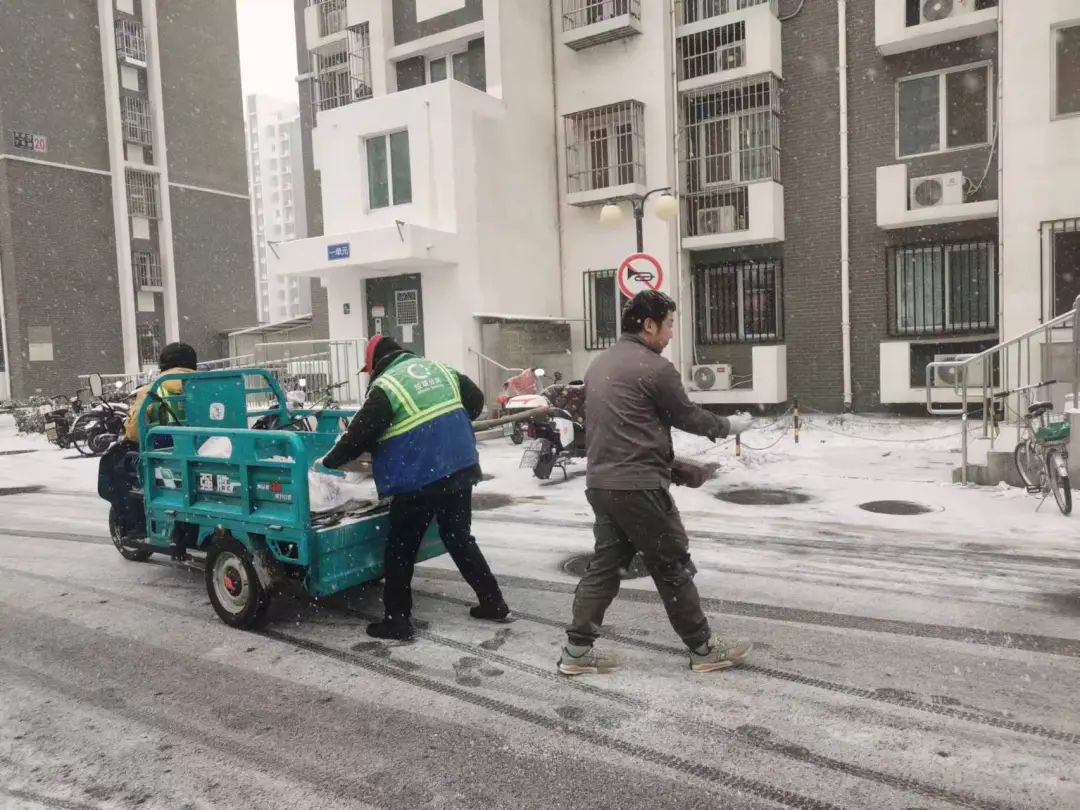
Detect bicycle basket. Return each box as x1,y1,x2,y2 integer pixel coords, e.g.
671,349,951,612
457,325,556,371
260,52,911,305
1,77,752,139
1035,421,1071,444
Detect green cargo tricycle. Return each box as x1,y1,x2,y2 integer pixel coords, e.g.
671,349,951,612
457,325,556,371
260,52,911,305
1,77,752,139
96,369,444,629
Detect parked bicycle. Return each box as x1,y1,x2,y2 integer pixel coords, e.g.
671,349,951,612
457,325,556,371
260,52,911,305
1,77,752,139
1003,380,1072,515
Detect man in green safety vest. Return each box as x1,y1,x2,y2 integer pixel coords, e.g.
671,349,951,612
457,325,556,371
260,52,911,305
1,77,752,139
320,336,510,640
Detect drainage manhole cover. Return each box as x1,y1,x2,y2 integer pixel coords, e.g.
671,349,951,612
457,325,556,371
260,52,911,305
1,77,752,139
562,553,650,580
472,493,514,511
0,450,37,457
0,485,44,496
858,500,934,516
717,488,811,506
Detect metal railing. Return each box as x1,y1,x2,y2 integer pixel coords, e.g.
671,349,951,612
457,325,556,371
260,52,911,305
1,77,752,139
583,269,619,351
310,0,347,37
677,20,746,83
114,17,147,63
564,101,646,193
926,293,1080,484
562,0,640,31
676,0,777,27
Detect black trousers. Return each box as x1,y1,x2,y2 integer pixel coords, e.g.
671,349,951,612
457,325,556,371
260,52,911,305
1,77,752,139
567,489,710,650
384,485,503,620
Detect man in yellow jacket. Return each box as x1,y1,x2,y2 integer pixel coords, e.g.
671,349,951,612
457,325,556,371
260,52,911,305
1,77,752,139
107,342,197,542
123,342,197,442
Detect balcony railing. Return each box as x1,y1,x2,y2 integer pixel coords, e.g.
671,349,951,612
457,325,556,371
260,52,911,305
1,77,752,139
114,17,147,64
565,100,646,195
125,169,160,219
676,0,776,27
683,186,750,238
134,250,163,290
120,95,153,146
678,19,746,83
309,0,347,38
563,0,641,30
312,25,373,115
561,0,642,48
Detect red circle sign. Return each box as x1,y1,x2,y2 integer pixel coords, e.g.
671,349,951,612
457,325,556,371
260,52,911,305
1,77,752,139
617,253,664,298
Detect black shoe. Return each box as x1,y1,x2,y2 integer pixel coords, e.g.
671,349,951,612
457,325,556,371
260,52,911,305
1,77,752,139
470,603,514,623
366,618,415,640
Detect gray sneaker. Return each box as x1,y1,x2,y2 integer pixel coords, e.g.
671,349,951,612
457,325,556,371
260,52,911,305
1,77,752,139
688,636,752,673
558,646,620,676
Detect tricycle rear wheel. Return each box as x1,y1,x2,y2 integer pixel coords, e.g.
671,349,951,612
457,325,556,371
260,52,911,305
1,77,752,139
205,534,271,629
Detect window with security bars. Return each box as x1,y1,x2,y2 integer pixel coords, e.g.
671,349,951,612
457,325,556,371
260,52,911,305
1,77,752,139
679,75,779,237
693,260,782,344
1043,218,1080,317
583,270,620,351
313,25,373,114
887,241,997,337
114,17,147,63
138,322,163,366
134,250,162,290
309,0,347,37
562,0,640,31
564,101,645,193
125,169,159,219
677,0,776,25
121,95,152,146
677,20,746,82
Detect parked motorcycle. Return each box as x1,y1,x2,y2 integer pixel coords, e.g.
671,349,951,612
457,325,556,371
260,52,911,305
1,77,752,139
515,379,587,481
71,376,133,457
497,368,549,445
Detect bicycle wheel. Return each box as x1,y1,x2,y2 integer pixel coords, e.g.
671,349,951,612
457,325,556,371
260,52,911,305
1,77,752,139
1046,450,1073,516
1014,440,1041,488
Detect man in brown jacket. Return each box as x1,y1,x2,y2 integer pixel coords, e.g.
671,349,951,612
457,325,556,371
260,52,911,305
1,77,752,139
559,290,753,675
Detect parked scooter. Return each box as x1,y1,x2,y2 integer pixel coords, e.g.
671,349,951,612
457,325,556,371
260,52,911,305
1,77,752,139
497,368,548,445
507,372,587,481
43,391,87,449
71,376,133,457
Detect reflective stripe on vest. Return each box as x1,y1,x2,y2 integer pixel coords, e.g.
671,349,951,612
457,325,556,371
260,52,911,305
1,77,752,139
373,358,464,441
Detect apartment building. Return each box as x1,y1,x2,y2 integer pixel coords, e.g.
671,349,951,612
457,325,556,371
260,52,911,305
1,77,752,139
274,0,1080,411
0,0,255,401
246,94,311,324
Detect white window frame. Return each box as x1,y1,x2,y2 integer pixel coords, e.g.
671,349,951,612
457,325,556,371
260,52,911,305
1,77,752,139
696,109,773,189
1052,20,1080,121
425,43,470,84
895,61,994,160
364,129,411,211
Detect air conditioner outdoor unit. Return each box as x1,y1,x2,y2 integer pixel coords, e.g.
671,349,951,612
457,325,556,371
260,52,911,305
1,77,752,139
910,171,964,210
690,364,732,391
933,353,984,388
920,0,975,24
697,205,739,235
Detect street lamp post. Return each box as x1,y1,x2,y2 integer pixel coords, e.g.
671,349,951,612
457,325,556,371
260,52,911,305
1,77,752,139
600,187,679,253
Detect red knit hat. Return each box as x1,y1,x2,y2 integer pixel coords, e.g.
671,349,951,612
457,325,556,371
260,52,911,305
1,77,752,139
364,334,385,373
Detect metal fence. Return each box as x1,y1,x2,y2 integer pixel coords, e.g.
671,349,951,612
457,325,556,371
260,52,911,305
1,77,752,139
562,0,640,31
682,185,749,238
312,25,373,115
886,240,998,338
693,259,783,344
121,95,153,146
583,269,620,351
133,250,162,290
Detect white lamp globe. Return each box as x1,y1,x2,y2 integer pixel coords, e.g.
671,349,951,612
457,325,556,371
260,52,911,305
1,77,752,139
599,202,623,226
654,193,678,222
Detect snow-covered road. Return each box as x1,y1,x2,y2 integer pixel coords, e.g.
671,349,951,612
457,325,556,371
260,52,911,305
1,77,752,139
1,413,1078,809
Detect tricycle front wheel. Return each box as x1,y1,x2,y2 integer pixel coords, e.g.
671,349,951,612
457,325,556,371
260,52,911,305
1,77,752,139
206,535,271,629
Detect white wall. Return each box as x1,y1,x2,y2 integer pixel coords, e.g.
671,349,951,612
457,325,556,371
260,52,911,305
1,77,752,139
1001,1,1080,338
551,0,680,379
